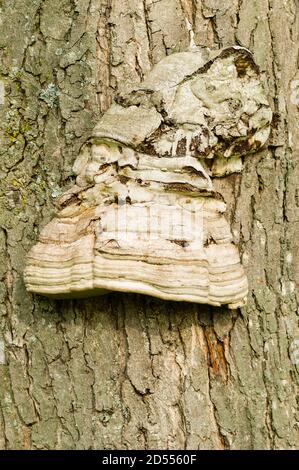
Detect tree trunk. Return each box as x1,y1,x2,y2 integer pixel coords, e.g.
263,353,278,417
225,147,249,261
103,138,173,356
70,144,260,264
0,0,298,450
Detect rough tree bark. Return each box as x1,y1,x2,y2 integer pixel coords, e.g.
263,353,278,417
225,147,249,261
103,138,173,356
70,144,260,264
0,0,298,450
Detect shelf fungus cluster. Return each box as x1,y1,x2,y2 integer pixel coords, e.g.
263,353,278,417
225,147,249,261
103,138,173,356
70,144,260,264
24,47,272,308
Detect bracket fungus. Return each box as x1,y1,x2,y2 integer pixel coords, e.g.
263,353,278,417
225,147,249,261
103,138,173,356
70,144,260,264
24,47,272,308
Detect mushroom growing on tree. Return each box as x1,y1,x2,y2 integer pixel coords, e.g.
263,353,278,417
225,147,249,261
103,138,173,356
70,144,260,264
24,47,272,309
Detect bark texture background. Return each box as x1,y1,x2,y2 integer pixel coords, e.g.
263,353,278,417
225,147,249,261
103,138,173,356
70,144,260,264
0,0,298,450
